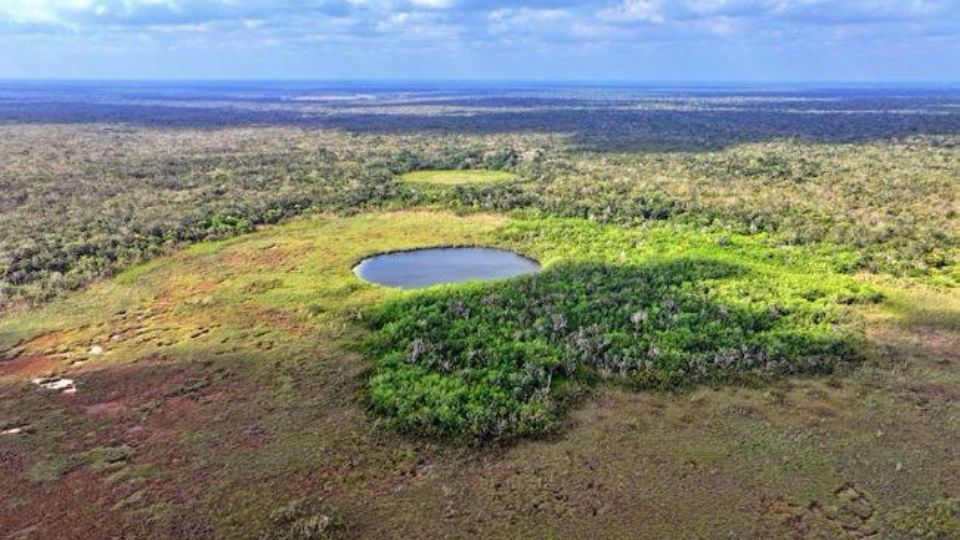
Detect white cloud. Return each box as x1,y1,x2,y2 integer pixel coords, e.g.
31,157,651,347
0,0,955,58
408,0,454,8
598,0,665,24
488,7,569,33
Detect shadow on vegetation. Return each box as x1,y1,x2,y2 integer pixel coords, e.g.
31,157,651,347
0,348,347,538
883,292,960,334
364,258,866,442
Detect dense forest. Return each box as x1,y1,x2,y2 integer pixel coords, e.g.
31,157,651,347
1,94,956,311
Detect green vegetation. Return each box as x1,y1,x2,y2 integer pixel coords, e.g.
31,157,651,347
83,445,135,473
1,210,957,538
400,169,516,185
444,139,959,285
26,445,133,482
26,454,83,483
365,219,878,440
0,127,546,311
890,498,960,538
260,499,347,540
0,88,958,538
2,126,955,313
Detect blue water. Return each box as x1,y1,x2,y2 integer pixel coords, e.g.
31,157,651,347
355,247,540,289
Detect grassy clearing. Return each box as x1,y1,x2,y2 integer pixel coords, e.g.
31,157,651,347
0,211,507,354
0,210,510,537
399,169,516,186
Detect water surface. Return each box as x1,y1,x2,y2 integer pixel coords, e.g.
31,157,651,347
355,247,540,289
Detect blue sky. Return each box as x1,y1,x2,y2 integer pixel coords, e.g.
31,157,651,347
0,0,957,81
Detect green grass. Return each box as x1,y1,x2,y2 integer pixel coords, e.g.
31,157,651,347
25,445,133,482
26,454,83,483
0,211,509,352
890,498,960,538
399,169,516,186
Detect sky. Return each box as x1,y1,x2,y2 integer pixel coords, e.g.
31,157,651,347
0,0,958,81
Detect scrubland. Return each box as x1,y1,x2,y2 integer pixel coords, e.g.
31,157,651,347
0,86,957,538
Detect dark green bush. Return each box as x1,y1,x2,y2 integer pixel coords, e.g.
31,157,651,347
366,256,871,442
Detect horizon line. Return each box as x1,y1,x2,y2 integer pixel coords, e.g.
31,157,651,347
2,77,959,87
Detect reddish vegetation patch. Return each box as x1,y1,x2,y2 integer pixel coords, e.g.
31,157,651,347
0,354,63,379
257,308,310,336
907,383,960,403
0,353,271,537
84,399,130,417
228,423,273,451
154,282,217,310
803,403,840,419
754,495,814,536
3,470,144,538
874,324,959,355
913,328,955,349
71,356,175,399
146,398,202,439
218,244,306,271
910,328,960,355
0,446,24,471
0,330,74,380
22,332,63,352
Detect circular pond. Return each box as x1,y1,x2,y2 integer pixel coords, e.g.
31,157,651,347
354,247,540,289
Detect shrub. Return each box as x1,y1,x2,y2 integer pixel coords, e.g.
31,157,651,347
365,251,873,442
259,499,347,540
